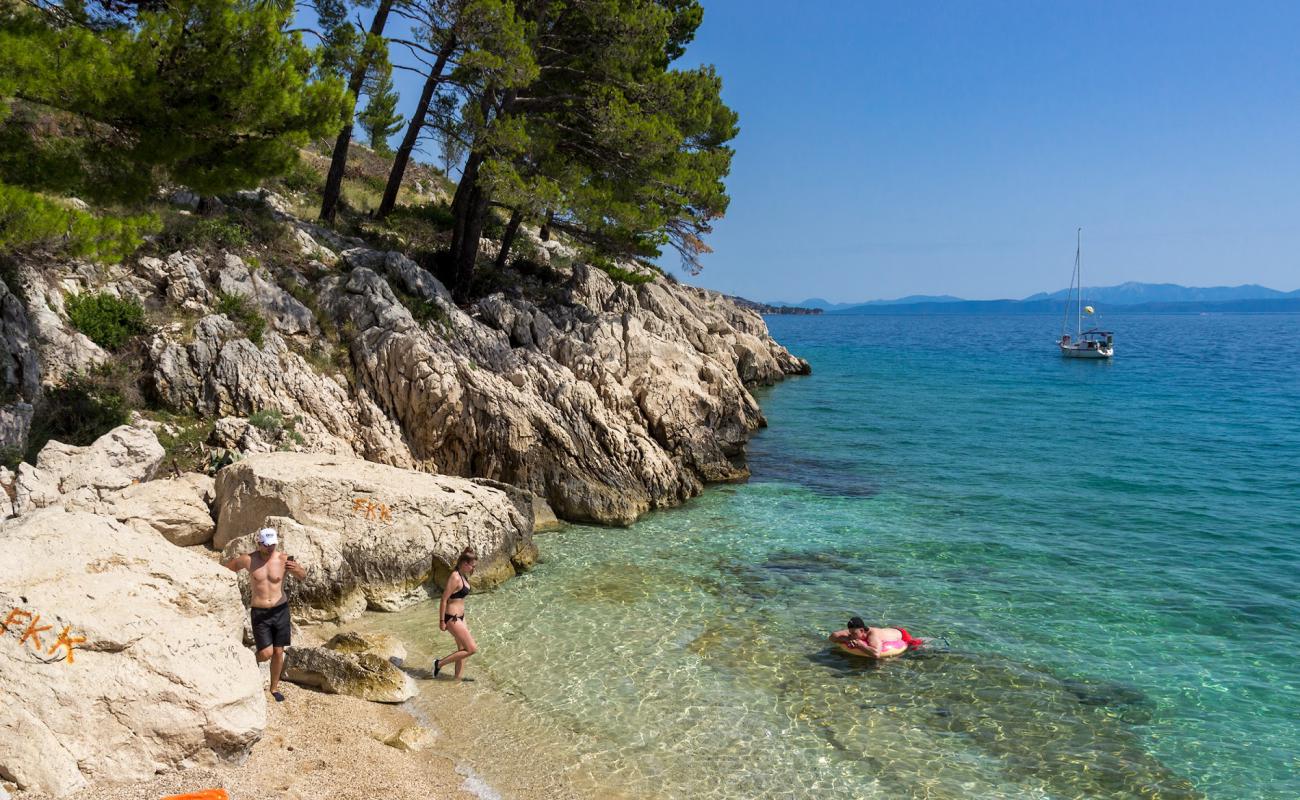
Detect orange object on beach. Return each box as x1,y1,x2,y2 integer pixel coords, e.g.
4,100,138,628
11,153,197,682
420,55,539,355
161,791,229,800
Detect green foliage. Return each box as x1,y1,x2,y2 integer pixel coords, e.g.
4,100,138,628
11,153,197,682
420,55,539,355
150,411,217,474
0,0,351,204
25,367,137,462
584,251,654,286
444,0,737,295
0,446,22,471
151,205,289,255
215,292,266,346
65,292,149,351
0,183,157,262
279,155,324,194
247,408,305,447
358,66,403,154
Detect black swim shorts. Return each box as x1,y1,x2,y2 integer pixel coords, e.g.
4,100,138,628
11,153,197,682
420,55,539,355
250,600,291,649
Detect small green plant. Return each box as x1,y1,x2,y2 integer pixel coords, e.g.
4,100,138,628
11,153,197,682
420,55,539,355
150,412,216,474
393,287,452,332
65,292,148,350
247,408,305,449
215,292,266,347
0,446,23,471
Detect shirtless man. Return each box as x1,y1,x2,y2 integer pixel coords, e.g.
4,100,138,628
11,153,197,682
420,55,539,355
224,527,307,701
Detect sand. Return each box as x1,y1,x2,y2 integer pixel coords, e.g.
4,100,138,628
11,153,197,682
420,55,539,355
24,688,478,800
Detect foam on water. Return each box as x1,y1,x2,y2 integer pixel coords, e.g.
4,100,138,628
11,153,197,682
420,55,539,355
374,313,1300,799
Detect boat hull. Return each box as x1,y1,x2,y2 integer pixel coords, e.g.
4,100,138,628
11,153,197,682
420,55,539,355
1060,344,1112,359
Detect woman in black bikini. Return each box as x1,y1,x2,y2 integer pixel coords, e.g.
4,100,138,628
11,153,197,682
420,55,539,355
434,547,477,680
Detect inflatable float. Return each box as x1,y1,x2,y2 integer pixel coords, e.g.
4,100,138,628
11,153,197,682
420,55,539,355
835,628,920,659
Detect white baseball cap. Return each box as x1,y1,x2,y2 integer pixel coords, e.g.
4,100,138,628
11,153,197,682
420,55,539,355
257,528,278,546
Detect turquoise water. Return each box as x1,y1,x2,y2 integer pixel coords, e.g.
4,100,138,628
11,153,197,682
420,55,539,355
384,313,1300,799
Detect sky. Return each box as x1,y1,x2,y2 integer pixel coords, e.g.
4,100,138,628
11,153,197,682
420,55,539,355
378,1,1300,302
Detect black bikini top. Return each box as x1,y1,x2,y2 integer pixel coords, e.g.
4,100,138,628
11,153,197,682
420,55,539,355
449,570,470,600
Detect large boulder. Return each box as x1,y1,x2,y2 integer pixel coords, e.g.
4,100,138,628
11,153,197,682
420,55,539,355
282,645,415,703
0,509,264,797
68,472,216,546
213,452,535,621
34,424,165,497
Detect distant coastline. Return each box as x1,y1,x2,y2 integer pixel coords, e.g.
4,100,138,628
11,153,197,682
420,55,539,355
760,281,1300,316
729,296,824,315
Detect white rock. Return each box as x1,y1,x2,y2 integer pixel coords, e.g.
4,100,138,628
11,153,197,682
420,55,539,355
69,473,216,546
0,508,264,797
213,452,535,619
35,424,165,497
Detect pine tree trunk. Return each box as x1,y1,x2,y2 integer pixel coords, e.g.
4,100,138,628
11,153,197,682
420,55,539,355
319,0,396,223
449,152,486,303
495,208,524,269
376,35,457,220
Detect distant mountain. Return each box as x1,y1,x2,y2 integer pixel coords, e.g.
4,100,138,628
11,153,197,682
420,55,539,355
767,295,963,310
828,297,1300,315
1021,282,1300,305
828,282,1300,315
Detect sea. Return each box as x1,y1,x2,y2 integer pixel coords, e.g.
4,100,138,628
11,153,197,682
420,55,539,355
372,313,1300,800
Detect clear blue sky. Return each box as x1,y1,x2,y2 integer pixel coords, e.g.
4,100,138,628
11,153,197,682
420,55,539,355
380,1,1300,302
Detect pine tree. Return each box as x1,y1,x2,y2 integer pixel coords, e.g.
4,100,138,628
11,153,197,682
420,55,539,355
357,67,404,154
0,0,350,257
443,0,737,300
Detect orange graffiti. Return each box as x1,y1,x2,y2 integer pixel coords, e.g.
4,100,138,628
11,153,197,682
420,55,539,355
3,608,84,665
48,625,87,664
1,608,31,633
19,614,52,650
352,497,393,523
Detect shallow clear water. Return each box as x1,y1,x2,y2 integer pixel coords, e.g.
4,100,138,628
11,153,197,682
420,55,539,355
379,313,1300,799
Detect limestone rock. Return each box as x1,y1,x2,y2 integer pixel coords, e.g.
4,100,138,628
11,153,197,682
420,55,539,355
69,472,216,546
22,270,106,381
210,254,316,337
0,403,33,452
283,645,415,703
323,631,407,664
0,508,264,797
383,725,438,752
147,315,412,467
0,277,40,403
213,452,534,619
327,257,808,524
13,462,59,515
35,424,165,497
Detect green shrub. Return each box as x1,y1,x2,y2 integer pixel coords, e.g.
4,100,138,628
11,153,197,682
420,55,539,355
247,408,305,448
66,292,148,350
150,412,216,475
25,368,134,462
279,156,323,194
216,292,266,346
0,183,158,263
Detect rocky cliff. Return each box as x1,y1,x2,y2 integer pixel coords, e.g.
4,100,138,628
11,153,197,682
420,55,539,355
0,188,807,796
1,188,808,525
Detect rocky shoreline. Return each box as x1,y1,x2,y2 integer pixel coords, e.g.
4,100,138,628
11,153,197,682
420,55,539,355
0,189,807,798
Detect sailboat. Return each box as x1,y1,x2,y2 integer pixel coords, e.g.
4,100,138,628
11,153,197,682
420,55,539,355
1058,228,1113,359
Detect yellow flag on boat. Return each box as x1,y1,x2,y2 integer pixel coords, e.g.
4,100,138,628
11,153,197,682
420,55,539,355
1084,305,1094,314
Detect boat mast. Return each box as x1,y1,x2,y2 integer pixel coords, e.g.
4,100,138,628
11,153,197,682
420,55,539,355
1076,228,1082,337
